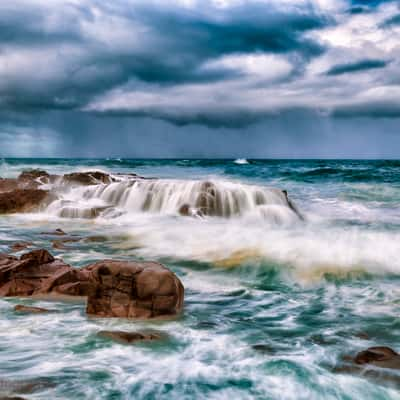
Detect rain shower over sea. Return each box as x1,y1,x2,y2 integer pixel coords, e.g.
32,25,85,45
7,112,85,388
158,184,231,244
0,158,399,400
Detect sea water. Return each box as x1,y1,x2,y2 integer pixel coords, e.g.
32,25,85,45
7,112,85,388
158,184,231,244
0,158,399,399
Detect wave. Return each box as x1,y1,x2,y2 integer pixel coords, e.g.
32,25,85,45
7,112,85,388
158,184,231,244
234,158,249,165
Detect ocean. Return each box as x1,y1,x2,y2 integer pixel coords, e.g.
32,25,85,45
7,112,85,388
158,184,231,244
0,158,399,399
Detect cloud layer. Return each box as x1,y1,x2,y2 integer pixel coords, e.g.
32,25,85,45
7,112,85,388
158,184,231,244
0,0,399,157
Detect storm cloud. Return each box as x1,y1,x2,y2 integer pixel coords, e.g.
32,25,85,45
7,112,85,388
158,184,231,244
0,0,400,156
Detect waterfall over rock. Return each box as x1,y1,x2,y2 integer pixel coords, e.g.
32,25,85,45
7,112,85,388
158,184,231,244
46,177,303,223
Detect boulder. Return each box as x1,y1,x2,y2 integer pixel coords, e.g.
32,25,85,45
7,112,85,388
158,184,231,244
85,260,184,319
0,250,184,319
97,330,165,344
0,189,55,214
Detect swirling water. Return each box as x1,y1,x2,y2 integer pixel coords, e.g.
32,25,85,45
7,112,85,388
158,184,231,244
0,158,400,400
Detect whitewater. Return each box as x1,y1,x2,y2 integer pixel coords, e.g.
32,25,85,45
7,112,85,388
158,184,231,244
0,158,399,399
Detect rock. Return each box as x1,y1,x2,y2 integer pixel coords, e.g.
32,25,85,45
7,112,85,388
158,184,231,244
0,249,90,297
97,330,165,344
9,242,33,252
0,189,55,214
85,260,184,319
14,304,51,314
61,171,114,186
354,346,400,369
0,250,185,320
18,170,51,187
51,237,81,250
0,178,19,193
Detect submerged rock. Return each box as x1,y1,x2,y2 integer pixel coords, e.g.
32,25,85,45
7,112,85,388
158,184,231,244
97,330,165,344
9,242,33,252
14,304,51,314
0,189,55,214
354,346,400,369
86,260,184,319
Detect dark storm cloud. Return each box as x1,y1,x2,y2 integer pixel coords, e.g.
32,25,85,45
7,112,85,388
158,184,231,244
0,0,330,116
326,59,389,76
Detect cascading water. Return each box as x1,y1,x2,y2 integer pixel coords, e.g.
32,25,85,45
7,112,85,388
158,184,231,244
45,177,302,223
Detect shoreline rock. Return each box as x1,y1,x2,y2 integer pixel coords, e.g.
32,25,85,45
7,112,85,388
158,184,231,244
0,249,184,320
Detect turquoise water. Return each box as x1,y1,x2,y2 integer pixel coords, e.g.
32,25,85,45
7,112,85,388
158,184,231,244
0,159,400,399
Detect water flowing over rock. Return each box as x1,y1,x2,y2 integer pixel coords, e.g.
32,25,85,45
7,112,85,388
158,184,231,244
49,177,302,222
85,260,184,318
354,346,400,369
14,304,51,314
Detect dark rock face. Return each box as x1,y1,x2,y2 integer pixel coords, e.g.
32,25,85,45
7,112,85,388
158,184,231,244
0,189,54,214
14,304,50,314
354,347,400,369
86,260,184,319
97,330,164,344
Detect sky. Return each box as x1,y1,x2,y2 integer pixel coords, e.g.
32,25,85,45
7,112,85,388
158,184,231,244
0,0,399,158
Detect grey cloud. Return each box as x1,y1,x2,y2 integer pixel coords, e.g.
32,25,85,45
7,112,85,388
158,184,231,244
326,59,389,76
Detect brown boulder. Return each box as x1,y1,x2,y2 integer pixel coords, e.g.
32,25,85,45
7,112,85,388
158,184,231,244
0,189,55,214
97,330,165,344
85,260,184,319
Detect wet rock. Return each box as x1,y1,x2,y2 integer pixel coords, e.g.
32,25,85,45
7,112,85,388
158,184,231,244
61,171,114,186
9,242,33,252
85,260,184,319
97,330,164,344
14,304,51,314
354,346,400,369
17,170,51,187
0,189,55,214
0,178,19,193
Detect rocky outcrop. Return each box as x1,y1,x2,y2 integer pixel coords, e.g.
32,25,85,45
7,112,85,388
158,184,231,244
0,250,184,319
0,189,55,214
86,260,184,318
